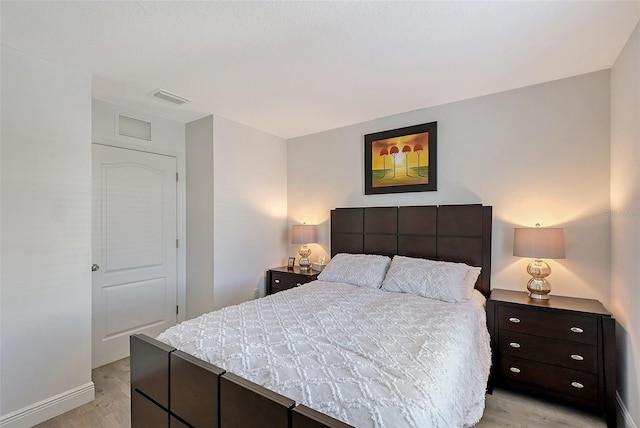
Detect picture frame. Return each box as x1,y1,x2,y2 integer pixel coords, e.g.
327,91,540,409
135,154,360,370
287,257,295,268
364,121,437,195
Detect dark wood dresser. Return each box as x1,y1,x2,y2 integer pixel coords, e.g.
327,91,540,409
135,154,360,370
487,289,616,428
266,266,319,295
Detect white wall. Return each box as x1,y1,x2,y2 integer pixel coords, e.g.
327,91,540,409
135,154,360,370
186,116,215,318
212,115,288,309
91,99,188,322
610,22,640,428
288,71,611,306
0,47,93,426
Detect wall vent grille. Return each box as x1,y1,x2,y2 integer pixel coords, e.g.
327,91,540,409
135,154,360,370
152,89,191,105
118,115,152,141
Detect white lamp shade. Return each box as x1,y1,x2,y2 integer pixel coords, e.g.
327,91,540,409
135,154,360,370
513,227,565,259
292,224,318,244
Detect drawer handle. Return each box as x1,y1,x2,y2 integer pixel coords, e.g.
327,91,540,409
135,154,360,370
509,342,521,349
509,367,521,374
570,327,584,334
571,354,584,361
274,279,280,284
508,317,521,324
571,381,584,389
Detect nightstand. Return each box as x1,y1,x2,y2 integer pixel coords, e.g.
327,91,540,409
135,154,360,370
487,289,616,428
266,266,319,295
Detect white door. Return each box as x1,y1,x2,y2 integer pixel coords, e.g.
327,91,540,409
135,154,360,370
92,144,178,368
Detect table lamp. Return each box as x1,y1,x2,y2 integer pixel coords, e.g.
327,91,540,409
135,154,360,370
513,224,565,300
292,224,318,271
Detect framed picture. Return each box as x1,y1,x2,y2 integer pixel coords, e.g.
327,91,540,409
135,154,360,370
287,257,295,268
364,121,437,195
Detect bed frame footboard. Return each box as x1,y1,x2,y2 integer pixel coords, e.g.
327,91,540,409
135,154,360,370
172,350,225,426
220,372,294,427
130,334,352,428
292,405,353,428
130,334,175,426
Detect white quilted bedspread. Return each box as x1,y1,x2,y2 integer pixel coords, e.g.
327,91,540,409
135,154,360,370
157,281,491,428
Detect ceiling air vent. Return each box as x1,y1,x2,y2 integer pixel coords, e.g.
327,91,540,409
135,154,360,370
151,88,191,105
118,115,152,141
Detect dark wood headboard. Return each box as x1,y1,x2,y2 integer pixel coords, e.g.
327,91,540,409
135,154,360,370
330,204,492,297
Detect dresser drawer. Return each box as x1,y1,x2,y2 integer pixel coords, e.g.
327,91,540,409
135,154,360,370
270,271,315,294
499,330,598,373
500,355,598,403
271,284,293,294
498,305,597,345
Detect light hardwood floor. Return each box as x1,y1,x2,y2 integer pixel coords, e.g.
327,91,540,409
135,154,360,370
34,358,607,428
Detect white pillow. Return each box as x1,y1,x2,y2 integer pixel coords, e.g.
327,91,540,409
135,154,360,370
317,253,391,289
381,255,481,303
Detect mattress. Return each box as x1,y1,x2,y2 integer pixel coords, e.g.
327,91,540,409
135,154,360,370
157,281,491,427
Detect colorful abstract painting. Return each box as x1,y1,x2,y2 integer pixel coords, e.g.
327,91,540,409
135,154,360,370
365,122,437,194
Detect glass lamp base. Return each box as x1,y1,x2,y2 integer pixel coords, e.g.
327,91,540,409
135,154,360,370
526,259,551,299
527,278,551,299
298,245,311,271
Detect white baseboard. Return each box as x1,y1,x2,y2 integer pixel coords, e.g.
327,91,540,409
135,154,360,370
0,382,95,428
618,392,638,428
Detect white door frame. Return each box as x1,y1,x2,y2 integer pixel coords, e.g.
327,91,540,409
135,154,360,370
92,138,187,325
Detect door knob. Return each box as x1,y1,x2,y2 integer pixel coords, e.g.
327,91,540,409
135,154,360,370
91,264,100,272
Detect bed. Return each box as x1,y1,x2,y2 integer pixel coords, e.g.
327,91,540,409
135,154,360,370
130,204,493,428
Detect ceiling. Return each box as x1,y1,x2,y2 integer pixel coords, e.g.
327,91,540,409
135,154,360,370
2,1,638,139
